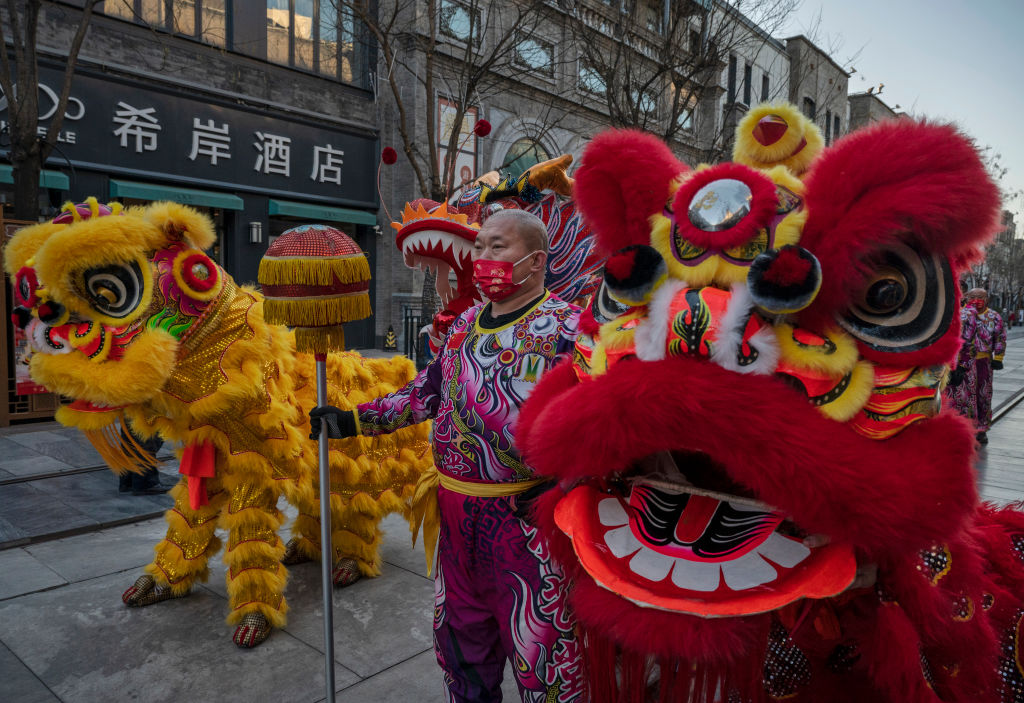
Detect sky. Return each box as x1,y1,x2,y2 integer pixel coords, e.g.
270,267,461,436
779,0,1024,224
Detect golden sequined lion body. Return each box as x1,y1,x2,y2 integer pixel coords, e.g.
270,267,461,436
4,200,432,646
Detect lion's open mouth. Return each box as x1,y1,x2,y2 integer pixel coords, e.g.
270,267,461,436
555,451,857,617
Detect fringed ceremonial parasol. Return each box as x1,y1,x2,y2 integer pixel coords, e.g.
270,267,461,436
258,224,372,702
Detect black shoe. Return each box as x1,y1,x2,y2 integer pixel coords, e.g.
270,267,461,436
976,432,988,445
132,481,173,496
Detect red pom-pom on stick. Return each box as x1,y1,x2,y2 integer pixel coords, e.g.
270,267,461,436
473,119,492,137
381,147,398,165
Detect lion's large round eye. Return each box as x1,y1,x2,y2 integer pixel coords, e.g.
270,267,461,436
839,241,954,353
591,275,631,324
82,261,145,319
859,268,908,315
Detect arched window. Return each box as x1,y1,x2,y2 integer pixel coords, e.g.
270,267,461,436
502,138,551,176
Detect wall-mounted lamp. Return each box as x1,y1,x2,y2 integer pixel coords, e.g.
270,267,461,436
248,221,263,244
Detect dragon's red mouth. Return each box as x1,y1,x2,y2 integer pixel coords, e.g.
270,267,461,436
397,224,477,307
554,451,856,617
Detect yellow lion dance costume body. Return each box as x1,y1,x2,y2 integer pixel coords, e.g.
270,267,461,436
4,200,432,647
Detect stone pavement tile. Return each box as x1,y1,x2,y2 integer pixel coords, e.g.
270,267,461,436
25,519,168,584
330,649,520,703
30,470,173,524
276,560,436,679
0,549,67,600
0,571,359,702
5,431,70,451
0,640,58,703
0,455,76,478
379,512,430,578
26,439,104,469
0,483,96,544
0,436,44,463
980,484,1023,505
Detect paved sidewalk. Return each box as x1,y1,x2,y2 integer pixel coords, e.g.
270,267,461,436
1,337,1022,702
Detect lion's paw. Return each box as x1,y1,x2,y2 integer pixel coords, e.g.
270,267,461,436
121,574,188,607
232,612,272,648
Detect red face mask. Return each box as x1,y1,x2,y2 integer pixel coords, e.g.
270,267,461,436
968,298,986,311
472,251,539,302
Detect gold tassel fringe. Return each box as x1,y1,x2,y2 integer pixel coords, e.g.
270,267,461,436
293,326,347,354
82,423,161,476
258,255,370,286
262,293,371,328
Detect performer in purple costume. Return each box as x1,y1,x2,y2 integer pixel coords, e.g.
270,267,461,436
946,288,1007,444
311,209,583,702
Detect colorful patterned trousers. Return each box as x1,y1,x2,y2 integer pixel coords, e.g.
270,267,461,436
946,356,994,432
433,487,583,702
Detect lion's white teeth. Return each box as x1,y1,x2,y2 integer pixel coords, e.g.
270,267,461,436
669,558,721,591
598,497,629,527
603,525,641,559
629,548,674,582
720,552,778,591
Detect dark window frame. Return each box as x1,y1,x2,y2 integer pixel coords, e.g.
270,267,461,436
727,54,736,103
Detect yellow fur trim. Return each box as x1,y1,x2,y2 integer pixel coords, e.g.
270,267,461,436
818,361,875,423
3,221,66,275
766,165,806,196
263,293,370,328
650,211,719,288
32,214,160,324
30,328,178,406
55,403,122,431
732,102,824,175
108,202,124,215
258,254,371,286
143,201,217,250
776,324,859,375
598,311,645,352
171,248,223,301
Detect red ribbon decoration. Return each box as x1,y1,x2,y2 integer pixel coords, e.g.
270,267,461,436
179,441,216,510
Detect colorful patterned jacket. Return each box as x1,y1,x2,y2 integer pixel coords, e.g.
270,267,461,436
357,292,579,483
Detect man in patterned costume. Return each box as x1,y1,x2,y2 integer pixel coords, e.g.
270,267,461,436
311,209,583,702
947,288,1007,444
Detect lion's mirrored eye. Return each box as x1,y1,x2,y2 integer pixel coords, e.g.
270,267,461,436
81,261,145,319
839,241,954,353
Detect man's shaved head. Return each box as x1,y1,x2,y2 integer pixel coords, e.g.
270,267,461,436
483,208,549,253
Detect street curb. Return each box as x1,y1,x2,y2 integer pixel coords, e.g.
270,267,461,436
994,388,1024,425
0,508,168,552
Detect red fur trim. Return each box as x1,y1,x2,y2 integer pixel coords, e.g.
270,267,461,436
762,246,814,286
604,248,637,281
669,162,777,250
575,129,688,255
521,356,977,561
798,121,1000,333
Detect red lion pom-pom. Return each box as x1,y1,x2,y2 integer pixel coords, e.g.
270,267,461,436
381,147,398,165
473,119,492,137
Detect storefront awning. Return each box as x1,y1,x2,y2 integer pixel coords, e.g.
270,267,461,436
109,179,244,210
268,198,377,226
0,164,70,190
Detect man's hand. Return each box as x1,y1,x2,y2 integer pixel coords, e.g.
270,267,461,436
948,366,966,386
992,360,1004,371
309,406,357,440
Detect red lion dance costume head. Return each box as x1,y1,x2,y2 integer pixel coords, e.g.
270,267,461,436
517,104,1024,702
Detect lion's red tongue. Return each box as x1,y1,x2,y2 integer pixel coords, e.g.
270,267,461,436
674,494,718,543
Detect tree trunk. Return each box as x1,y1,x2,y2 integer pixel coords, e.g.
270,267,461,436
11,138,41,221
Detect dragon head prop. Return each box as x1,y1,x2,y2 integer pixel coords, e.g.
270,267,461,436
518,105,1008,701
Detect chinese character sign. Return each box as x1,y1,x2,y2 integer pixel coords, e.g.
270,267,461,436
189,118,232,165
112,102,161,153
254,131,291,176
311,144,344,184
